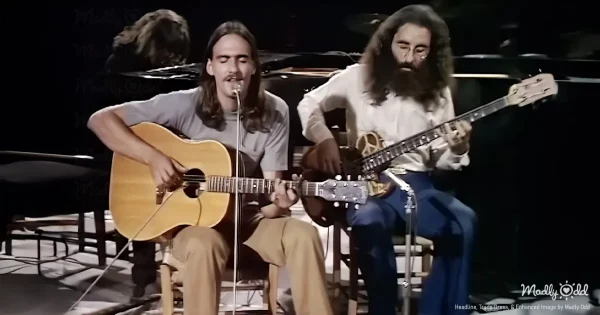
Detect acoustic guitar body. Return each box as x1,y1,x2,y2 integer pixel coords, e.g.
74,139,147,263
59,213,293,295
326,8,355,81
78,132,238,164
109,122,244,241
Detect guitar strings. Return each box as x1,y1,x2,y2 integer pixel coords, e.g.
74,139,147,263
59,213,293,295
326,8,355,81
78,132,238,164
178,175,318,190
355,96,507,165
182,174,313,182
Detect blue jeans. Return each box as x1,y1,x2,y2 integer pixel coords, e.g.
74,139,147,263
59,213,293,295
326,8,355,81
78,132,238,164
346,171,476,315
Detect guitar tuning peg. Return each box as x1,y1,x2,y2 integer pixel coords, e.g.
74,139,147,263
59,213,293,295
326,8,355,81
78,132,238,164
345,202,349,208
335,175,342,180
357,175,362,180
346,175,351,180
354,204,360,210
334,202,340,207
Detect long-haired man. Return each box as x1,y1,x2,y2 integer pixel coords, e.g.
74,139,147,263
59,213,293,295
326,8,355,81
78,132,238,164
106,9,190,72
89,21,333,315
298,5,476,315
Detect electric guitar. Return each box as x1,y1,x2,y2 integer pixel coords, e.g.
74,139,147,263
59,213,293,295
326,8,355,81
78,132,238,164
301,73,559,227
109,122,369,241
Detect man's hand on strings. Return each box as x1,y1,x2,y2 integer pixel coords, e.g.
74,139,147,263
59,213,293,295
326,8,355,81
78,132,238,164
441,120,472,155
270,178,299,209
147,151,188,192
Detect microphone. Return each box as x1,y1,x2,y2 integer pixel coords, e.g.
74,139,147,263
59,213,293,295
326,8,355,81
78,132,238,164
232,79,243,315
233,81,243,95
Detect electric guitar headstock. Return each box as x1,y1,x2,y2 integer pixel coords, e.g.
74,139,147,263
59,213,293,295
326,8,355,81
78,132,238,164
317,176,369,206
506,73,558,107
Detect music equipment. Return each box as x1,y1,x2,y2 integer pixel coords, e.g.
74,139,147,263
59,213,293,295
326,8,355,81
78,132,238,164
232,80,243,315
108,122,369,241
344,13,389,35
380,168,418,315
301,73,559,227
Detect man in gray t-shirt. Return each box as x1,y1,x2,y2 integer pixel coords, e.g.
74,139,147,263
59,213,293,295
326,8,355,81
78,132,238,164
122,86,289,186
88,21,333,315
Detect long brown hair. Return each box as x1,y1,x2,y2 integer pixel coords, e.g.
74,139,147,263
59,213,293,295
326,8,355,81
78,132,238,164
197,21,268,133
360,5,455,106
112,9,190,67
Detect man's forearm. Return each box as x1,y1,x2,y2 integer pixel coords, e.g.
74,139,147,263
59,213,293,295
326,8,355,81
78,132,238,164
297,98,335,144
306,119,335,144
87,109,159,165
297,66,353,143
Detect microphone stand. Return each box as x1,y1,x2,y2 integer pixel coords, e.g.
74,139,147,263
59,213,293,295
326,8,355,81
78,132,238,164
382,169,417,315
232,84,243,315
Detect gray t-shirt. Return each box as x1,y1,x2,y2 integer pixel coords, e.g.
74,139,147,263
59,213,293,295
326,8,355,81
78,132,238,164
120,87,290,227
121,87,289,173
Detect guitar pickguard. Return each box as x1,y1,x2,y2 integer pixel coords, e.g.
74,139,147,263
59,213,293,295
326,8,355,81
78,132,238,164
355,132,394,198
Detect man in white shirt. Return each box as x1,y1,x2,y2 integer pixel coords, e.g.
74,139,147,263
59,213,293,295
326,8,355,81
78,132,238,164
297,5,476,315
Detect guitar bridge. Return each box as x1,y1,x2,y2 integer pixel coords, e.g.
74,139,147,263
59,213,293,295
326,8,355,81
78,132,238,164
156,189,165,205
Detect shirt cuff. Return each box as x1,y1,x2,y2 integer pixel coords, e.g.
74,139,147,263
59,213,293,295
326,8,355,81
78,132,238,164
447,149,470,164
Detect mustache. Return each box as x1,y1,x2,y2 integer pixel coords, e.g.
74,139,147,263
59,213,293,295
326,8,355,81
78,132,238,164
224,75,243,81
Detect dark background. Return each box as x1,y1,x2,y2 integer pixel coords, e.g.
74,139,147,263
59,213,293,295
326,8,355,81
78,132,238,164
3,0,597,152
1,0,598,296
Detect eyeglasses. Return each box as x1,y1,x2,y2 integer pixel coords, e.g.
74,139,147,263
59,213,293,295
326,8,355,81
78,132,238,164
398,46,428,60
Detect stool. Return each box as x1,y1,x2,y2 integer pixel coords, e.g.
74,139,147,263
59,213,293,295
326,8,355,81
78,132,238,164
332,222,433,314
159,240,280,315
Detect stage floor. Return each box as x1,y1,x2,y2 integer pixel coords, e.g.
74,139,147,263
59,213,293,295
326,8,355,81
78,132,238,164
1,205,598,315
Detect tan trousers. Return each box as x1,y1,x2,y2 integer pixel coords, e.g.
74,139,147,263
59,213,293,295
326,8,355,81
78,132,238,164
170,217,334,315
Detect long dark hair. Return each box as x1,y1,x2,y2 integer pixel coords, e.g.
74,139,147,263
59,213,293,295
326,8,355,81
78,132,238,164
360,5,455,106
197,21,268,133
111,9,190,67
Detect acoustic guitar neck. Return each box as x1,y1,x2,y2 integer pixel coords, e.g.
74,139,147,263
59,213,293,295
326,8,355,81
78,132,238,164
193,175,319,197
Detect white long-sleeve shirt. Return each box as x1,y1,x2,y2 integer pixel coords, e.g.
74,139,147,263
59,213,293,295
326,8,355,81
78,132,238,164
297,63,469,172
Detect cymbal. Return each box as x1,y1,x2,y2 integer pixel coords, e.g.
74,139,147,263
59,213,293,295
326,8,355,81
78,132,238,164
344,13,389,35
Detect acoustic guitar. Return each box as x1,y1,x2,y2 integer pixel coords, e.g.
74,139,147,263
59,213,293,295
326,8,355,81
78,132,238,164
109,122,369,241
301,73,559,227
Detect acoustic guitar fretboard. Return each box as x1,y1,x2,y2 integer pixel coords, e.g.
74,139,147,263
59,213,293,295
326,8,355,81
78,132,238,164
206,176,318,196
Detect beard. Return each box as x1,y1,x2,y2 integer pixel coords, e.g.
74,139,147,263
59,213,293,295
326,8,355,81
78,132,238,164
387,62,436,102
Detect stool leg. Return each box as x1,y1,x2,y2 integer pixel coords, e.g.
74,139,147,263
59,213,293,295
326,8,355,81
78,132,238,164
422,244,432,273
93,209,107,266
267,264,279,315
333,223,342,314
160,264,174,315
348,229,358,315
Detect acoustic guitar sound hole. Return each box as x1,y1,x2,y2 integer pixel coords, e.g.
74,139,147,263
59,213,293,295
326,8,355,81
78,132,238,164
183,168,205,198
